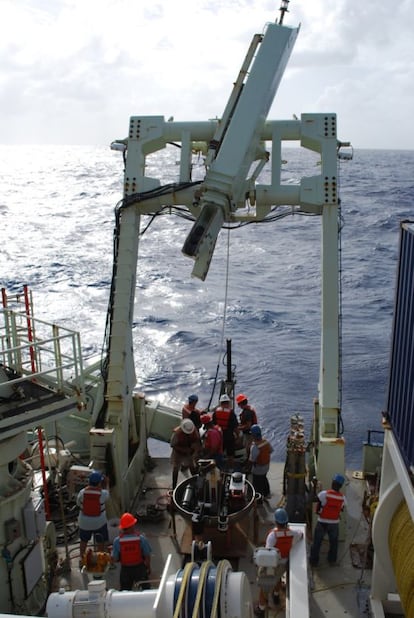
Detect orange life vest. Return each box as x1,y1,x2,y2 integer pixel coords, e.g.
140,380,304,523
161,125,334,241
255,439,272,465
182,405,201,428
119,534,144,566
319,489,345,521
214,407,231,430
82,487,103,517
269,528,295,559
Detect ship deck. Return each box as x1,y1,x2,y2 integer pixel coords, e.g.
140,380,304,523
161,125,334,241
49,459,375,617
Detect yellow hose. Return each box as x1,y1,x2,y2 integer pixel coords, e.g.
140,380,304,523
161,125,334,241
173,561,196,618
191,560,214,618
210,560,229,618
388,500,414,617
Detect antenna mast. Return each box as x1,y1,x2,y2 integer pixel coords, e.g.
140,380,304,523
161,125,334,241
278,0,290,24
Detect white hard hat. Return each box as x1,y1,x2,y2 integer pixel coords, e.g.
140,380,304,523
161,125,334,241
181,419,195,434
219,394,231,403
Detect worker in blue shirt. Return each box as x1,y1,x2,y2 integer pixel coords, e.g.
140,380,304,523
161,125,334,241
76,470,109,563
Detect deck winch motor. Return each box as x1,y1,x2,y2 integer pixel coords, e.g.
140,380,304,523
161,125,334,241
46,558,253,618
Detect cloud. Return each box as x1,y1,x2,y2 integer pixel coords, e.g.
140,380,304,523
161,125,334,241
1,0,413,148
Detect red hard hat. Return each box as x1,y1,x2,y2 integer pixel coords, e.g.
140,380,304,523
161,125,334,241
200,413,212,425
120,512,137,529
236,393,248,404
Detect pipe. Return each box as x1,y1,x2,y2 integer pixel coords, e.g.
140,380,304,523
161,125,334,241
37,427,51,519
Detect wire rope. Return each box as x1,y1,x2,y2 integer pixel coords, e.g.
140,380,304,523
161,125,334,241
207,226,231,409
219,226,231,359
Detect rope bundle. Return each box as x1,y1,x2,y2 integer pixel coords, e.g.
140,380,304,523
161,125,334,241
389,500,414,616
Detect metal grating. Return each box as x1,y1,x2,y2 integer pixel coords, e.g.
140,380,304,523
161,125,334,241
386,220,414,470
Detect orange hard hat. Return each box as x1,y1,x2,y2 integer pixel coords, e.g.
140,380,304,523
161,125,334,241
120,512,137,529
236,393,248,404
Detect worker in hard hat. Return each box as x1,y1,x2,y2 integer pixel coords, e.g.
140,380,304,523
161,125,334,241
248,425,273,501
170,418,201,489
236,393,258,454
111,512,152,591
254,507,303,616
76,470,110,564
182,393,202,429
200,413,224,469
309,473,347,567
212,393,239,470
236,393,258,432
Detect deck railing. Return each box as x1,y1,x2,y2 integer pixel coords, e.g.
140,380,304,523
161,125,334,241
0,307,84,399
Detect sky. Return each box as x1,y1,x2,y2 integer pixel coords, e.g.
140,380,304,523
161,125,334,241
1,0,413,149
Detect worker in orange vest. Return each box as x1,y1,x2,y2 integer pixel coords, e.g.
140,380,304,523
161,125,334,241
200,413,224,469
182,393,202,429
236,393,258,454
255,508,303,616
248,425,273,501
111,512,152,591
212,393,239,470
309,473,347,566
170,418,201,489
76,470,109,563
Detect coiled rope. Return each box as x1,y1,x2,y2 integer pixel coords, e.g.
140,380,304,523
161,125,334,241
173,560,228,618
173,561,196,618
191,560,214,618
210,559,228,618
388,499,414,616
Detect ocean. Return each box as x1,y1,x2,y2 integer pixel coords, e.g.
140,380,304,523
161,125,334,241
1,144,414,469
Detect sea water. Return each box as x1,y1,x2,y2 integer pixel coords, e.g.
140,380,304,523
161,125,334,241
1,144,414,468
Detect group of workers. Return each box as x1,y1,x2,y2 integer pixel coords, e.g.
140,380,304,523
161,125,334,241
76,472,151,591
171,392,273,496
76,467,346,609
75,391,347,608
254,473,346,616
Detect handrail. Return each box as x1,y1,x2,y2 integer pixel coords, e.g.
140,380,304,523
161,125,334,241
0,307,84,399
287,523,309,617
364,429,385,446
